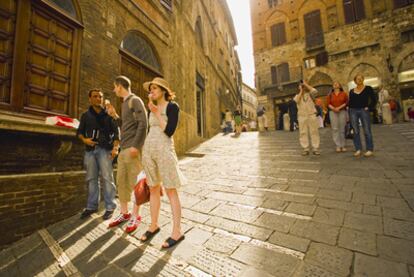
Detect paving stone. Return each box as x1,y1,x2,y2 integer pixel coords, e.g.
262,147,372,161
384,217,414,241
352,192,376,205
343,212,383,234
383,207,414,222
190,248,246,277
206,216,272,241
377,196,411,210
286,185,319,194
338,228,377,255
354,253,409,277
293,261,342,277
377,235,414,265
363,204,382,216
207,191,264,206
400,190,414,210
269,184,290,191
268,231,310,252
96,265,129,277
262,199,289,211
317,189,352,202
182,208,210,224
210,204,263,223
410,266,414,277
191,198,222,214
204,233,242,254
179,192,204,209
254,213,296,233
240,267,275,277
231,244,300,277
305,243,353,276
316,199,363,213
184,228,213,246
285,203,316,216
290,221,340,245
312,207,345,226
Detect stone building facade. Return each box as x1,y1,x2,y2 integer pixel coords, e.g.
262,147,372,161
242,83,258,121
0,0,240,247
250,0,414,129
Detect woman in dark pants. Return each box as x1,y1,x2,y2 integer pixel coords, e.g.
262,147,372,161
348,74,377,157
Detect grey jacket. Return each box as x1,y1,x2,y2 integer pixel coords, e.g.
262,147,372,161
120,94,148,150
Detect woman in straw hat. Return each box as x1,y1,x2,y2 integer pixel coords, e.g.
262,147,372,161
139,77,185,248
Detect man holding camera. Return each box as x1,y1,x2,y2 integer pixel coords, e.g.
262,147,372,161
294,80,320,155
77,89,120,220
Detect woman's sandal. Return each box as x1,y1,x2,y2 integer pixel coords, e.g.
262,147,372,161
140,228,160,242
162,235,185,249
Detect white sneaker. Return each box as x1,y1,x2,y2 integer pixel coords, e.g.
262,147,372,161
353,150,361,157
364,151,373,157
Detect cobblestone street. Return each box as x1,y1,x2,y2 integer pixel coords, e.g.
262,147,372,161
1,123,414,277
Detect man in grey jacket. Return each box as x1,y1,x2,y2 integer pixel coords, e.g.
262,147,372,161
108,76,148,232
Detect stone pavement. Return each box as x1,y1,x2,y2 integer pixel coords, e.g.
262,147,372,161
1,123,414,277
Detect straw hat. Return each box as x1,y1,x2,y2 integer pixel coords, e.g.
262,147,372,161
143,77,172,94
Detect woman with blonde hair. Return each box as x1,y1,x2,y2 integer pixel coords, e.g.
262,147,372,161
139,77,185,248
348,74,376,157
327,81,348,152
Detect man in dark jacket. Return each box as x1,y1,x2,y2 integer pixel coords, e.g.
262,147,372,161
77,89,120,220
288,98,298,131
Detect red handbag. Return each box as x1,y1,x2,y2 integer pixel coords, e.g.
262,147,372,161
134,177,163,205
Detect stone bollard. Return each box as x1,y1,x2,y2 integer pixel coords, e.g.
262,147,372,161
283,113,290,131
382,103,392,125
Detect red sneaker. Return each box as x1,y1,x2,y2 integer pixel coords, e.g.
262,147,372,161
125,216,142,233
108,213,131,228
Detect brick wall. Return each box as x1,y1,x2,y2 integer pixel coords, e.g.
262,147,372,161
0,172,86,248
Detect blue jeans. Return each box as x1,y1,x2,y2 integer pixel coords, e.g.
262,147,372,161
84,147,117,211
349,108,374,151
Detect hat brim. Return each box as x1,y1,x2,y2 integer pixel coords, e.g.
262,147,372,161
143,81,172,94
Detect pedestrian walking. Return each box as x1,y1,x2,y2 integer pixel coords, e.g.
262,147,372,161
233,105,242,134
327,81,348,153
278,100,289,130
377,85,389,123
224,109,233,134
139,77,185,249
108,76,148,233
348,73,376,157
294,81,320,156
77,89,119,220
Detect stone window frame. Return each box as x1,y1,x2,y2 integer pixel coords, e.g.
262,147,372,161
343,0,366,25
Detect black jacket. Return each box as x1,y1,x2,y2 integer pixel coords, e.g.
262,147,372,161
77,107,120,151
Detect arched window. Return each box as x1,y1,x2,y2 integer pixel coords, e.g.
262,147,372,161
0,0,82,117
119,31,162,104
195,17,204,48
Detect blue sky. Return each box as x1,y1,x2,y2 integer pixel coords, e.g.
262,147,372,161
226,0,255,88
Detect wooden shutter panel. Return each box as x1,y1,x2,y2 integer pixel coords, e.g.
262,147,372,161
343,0,355,24
354,0,366,21
271,66,278,84
0,0,16,105
316,51,328,66
305,10,324,48
277,23,286,45
278,63,290,83
393,0,408,8
271,24,277,46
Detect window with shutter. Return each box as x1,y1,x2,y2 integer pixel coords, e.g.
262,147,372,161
394,0,414,8
304,10,324,49
120,31,162,106
271,66,278,84
268,0,281,8
343,0,366,24
0,0,82,117
271,23,286,47
195,17,204,48
278,63,290,83
316,51,329,66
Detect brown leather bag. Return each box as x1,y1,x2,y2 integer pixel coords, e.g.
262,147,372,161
134,178,163,205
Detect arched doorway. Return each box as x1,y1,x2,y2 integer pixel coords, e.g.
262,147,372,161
398,52,414,121
347,63,381,90
119,31,162,106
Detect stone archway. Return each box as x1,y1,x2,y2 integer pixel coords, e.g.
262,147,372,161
348,63,381,89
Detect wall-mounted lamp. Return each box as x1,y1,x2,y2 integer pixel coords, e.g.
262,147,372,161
386,54,394,73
